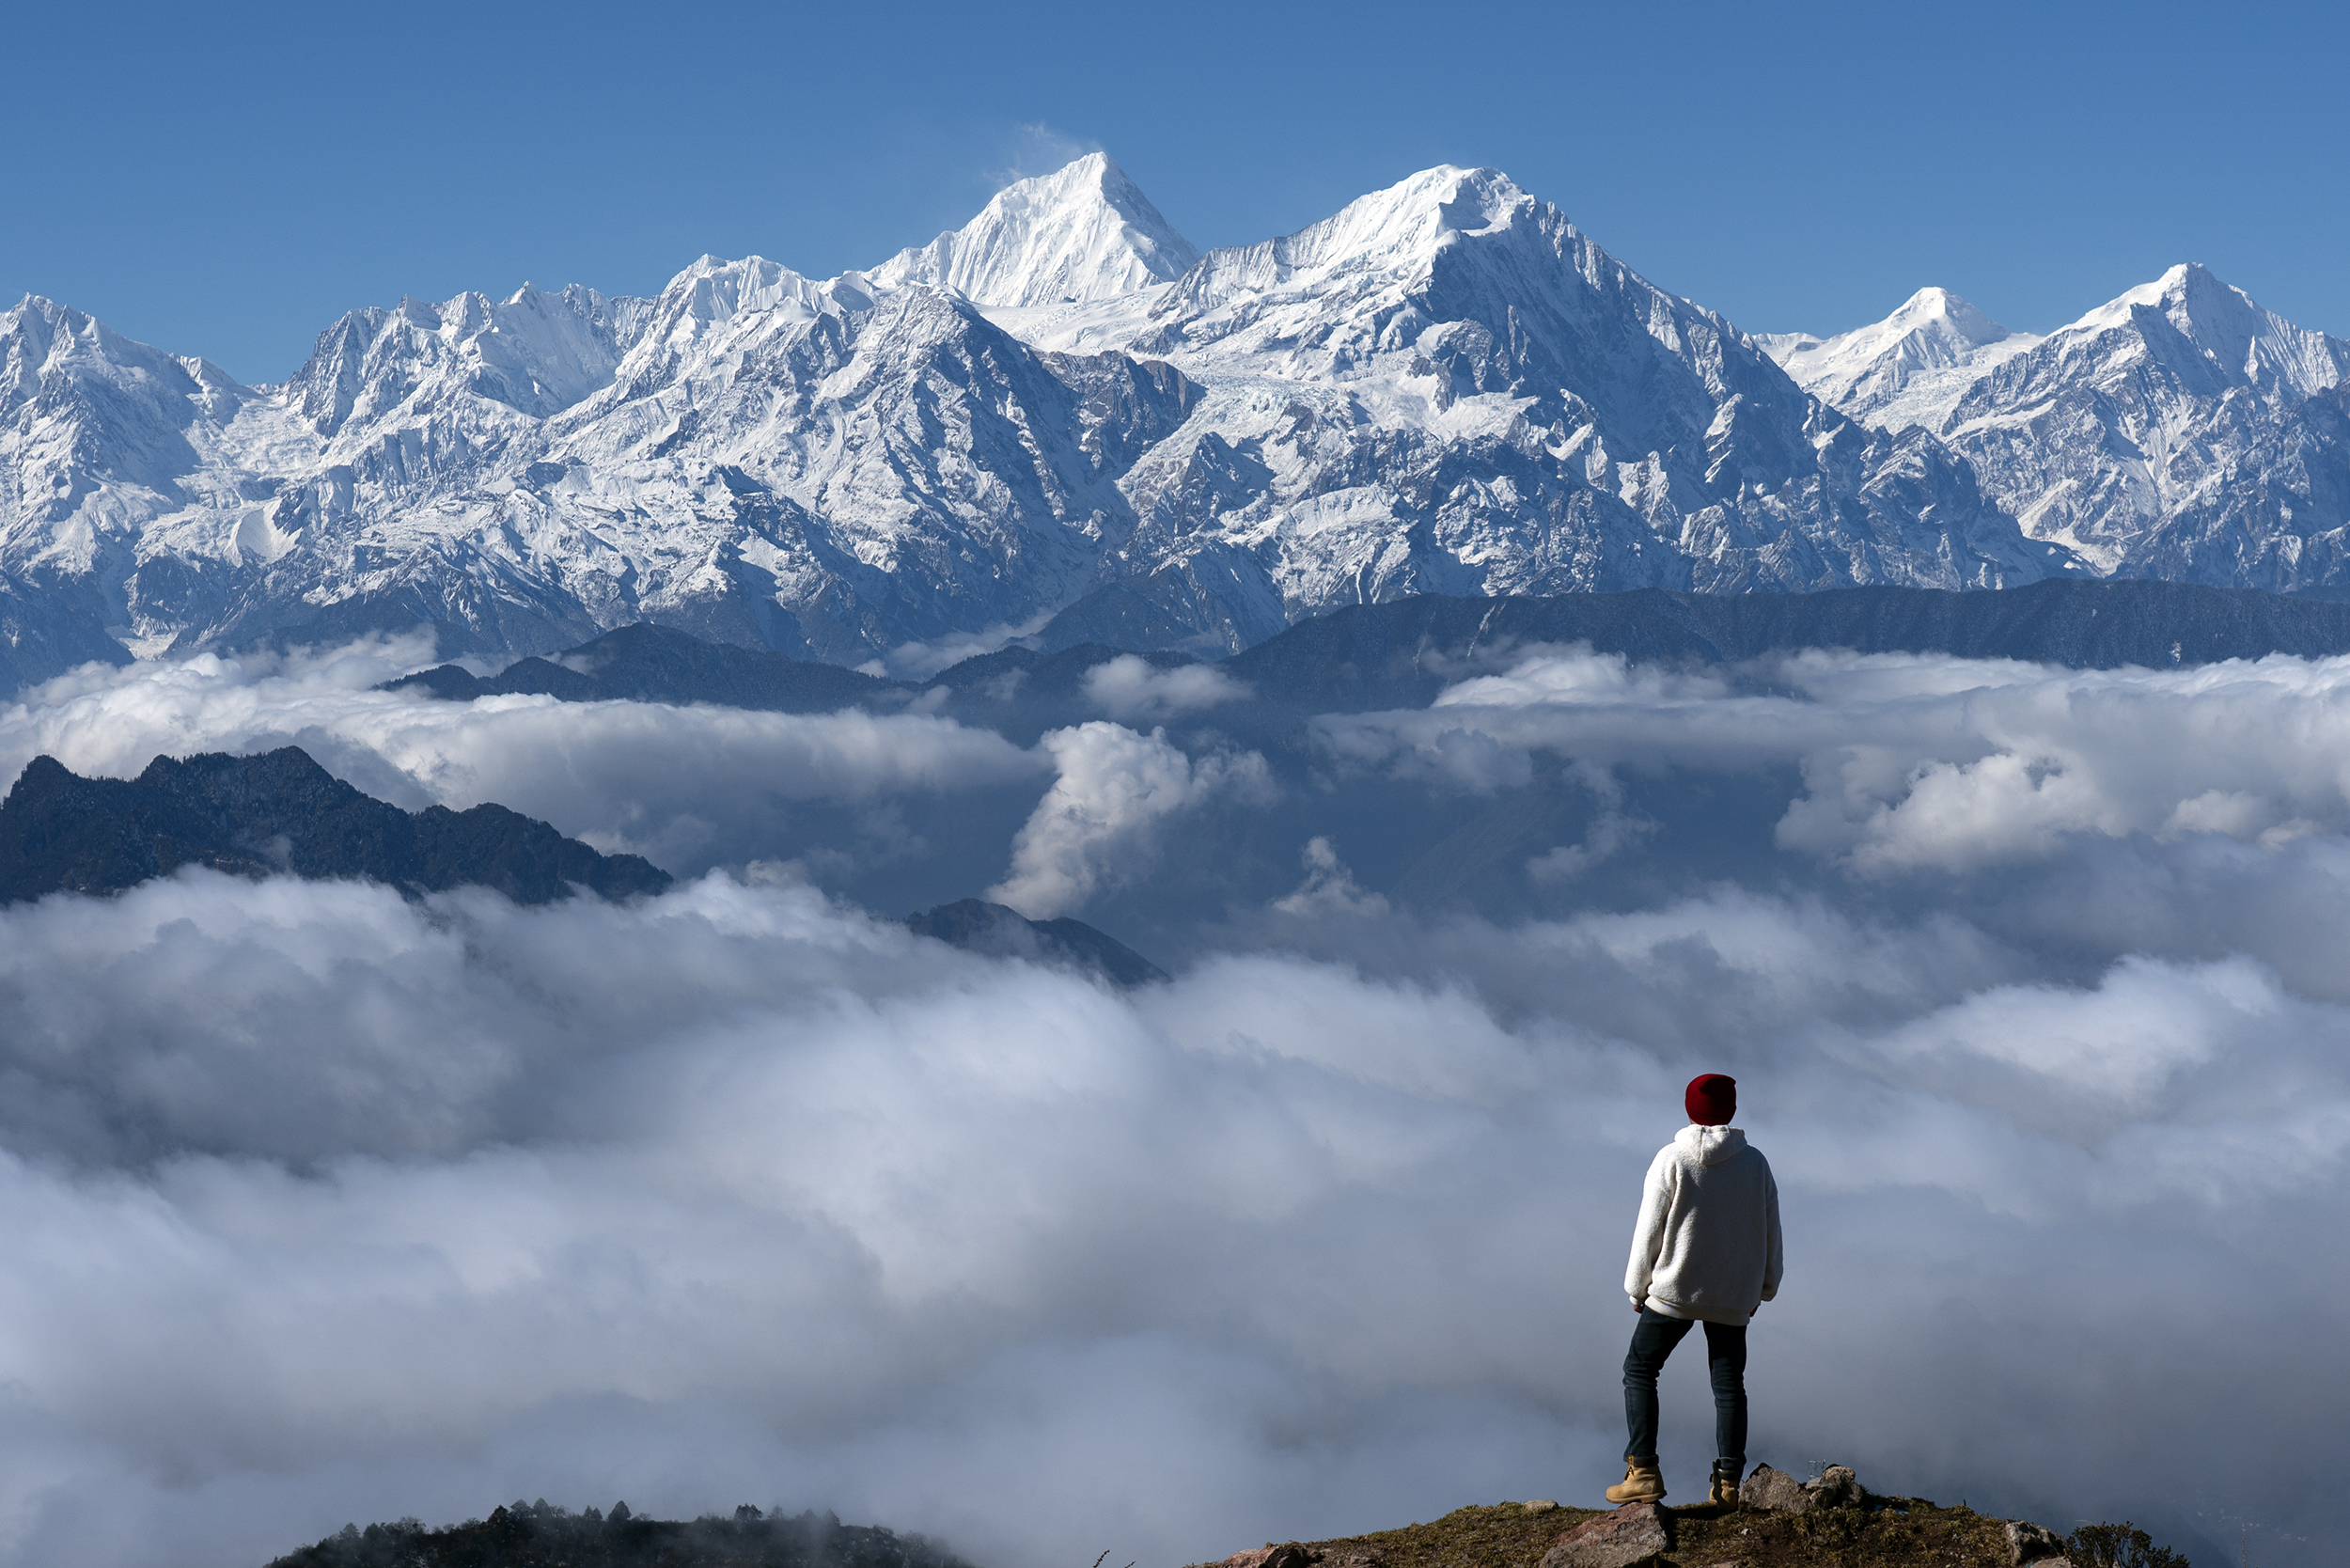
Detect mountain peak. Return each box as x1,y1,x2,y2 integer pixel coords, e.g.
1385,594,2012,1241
2076,261,2232,330
1141,164,1543,332
1280,164,1536,272
870,152,1199,307
1786,287,2020,367
1883,287,2013,347
2059,261,2349,401
1761,286,2037,432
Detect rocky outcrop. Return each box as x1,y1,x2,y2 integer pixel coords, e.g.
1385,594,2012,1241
1736,1465,1810,1513
1737,1461,1863,1513
1218,1546,1381,1568
1187,1496,2092,1568
1534,1504,1672,1568
1185,1479,2181,1568
1807,1466,1864,1510
2008,1520,2069,1565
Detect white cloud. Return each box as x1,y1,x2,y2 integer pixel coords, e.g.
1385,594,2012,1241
0,861,2339,1562
1081,655,1247,722
1321,647,2350,875
0,639,1047,873
8,639,2350,1564
1526,760,1655,882
989,722,1271,917
1272,837,1390,918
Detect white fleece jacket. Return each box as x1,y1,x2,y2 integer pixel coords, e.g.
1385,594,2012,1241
1624,1124,1782,1325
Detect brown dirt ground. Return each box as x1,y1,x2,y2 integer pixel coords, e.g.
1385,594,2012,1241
1189,1495,2026,1568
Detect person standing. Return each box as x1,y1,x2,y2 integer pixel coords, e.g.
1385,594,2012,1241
1606,1073,1782,1507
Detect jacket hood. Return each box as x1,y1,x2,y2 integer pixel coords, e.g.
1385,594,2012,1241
1675,1123,1748,1167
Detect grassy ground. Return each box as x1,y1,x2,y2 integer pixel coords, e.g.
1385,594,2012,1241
1201,1495,2025,1568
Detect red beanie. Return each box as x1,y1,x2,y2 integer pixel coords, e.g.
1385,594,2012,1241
1685,1074,1736,1126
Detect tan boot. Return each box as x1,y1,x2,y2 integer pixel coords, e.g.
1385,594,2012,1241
1708,1460,1742,1507
1605,1458,1666,1504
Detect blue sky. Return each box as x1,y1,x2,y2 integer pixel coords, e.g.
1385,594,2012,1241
7,0,2344,384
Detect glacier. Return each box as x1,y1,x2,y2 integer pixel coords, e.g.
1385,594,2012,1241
39,149,2350,686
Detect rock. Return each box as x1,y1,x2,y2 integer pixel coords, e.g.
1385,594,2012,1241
1537,1503,1672,1568
1806,1465,1864,1509
1221,1546,1314,1568
1737,1465,1811,1513
2008,1522,2067,1565
1521,1501,1559,1514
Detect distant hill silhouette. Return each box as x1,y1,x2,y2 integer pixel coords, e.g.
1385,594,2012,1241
267,1501,972,1568
1218,579,2350,711
908,898,1169,986
0,747,669,905
382,622,915,711
383,583,2350,724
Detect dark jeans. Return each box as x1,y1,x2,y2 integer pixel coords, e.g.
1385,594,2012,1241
1622,1307,1746,1466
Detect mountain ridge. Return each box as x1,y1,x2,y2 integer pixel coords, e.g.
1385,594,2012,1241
1,156,2080,684
1773,264,2350,588
378,581,2350,730
13,155,2350,690
0,746,670,905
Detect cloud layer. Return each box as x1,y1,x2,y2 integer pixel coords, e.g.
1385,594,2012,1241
2,638,1046,886
1,640,2345,1567
1322,644,2350,874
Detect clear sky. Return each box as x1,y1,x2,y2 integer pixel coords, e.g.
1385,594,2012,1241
8,0,2344,384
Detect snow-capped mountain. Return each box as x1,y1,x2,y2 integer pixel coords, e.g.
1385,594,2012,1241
988,166,2067,645
1778,267,2350,585
1944,265,2350,581
870,151,1198,306
1757,288,2040,434
2,155,2079,682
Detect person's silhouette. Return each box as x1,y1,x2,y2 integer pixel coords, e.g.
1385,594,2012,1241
1606,1073,1782,1508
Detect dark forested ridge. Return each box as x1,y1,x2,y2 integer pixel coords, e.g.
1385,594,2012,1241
383,622,916,711
383,581,2350,725
0,747,670,905
1217,578,2350,711
907,898,1169,986
266,1503,975,1568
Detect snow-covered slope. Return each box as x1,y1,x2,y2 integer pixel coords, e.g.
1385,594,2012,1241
871,152,1198,307
1759,288,2040,433
1779,267,2350,588
3,156,2086,680
1938,265,2350,580
999,166,2070,644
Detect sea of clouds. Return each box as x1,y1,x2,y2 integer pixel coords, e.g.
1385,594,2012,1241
0,640,2343,1566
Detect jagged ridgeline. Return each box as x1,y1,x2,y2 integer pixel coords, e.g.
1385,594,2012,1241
14,150,2350,690
0,747,668,905
267,1503,977,1568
